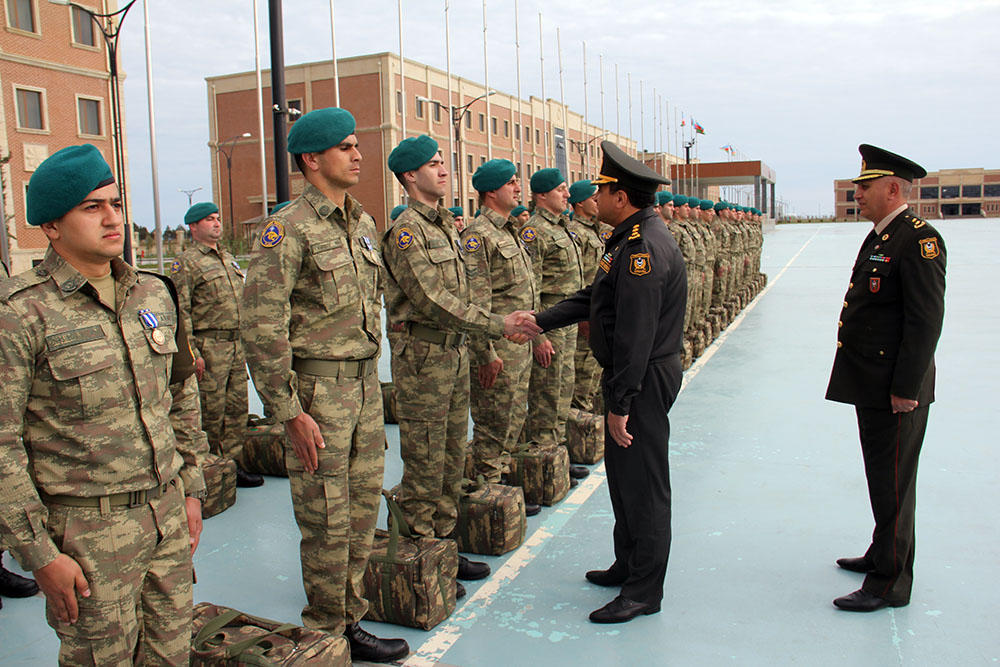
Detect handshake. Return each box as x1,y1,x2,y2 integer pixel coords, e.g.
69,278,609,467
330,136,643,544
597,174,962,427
503,310,543,344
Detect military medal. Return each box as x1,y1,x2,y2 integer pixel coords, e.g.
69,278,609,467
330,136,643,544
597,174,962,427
152,329,166,345
138,308,159,328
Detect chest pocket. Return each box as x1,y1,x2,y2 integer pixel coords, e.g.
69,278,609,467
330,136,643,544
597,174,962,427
46,327,120,420
198,266,227,297
856,260,895,297
312,239,359,309
496,239,525,284
357,243,382,302
427,241,461,293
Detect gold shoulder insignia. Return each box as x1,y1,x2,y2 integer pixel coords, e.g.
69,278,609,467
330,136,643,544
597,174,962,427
913,219,926,229
627,224,641,241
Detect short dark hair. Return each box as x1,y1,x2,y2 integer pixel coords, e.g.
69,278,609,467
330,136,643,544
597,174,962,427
394,172,408,188
293,153,307,173
608,182,654,209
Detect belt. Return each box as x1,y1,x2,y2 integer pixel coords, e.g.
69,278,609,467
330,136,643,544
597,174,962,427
407,322,467,348
40,479,174,510
195,329,240,341
292,357,378,378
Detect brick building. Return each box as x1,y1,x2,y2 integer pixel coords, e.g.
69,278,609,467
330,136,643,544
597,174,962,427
835,167,1000,221
206,52,638,240
1,0,125,272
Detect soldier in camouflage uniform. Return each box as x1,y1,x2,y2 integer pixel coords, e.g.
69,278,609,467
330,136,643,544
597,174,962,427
461,161,540,514
674,196,706,354
381,136,538,584
0,144,208,666
693,199,718,343
709,201,734,325
656,192,695,366
240,108,408,664
171,202,263,488
512,204,531,229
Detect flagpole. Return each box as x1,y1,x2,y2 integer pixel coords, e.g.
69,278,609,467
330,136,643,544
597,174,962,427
639,79,644,156
665,97,671,180
445,0,455,207
514,0,524,181
599,53,605,137
582,40,589,177
557,26,566,168
673,106,679,193
252,0,268,218
397,0,406,139
328,0,339,105
482,0,492,159
627,72,633,157
539,12,549,168
614,63,620,139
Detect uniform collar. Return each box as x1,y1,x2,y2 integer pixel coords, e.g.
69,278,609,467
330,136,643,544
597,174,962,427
408,199,445,225
536,207,563,226
479,206,511,230
874,203,908,235
606,208,648,244
302,183,361,228
39,247,137,299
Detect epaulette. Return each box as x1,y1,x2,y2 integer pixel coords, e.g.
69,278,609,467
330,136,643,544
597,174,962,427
903,212,927,229
139,269,181,313
627,223,642,241
0,266,53,303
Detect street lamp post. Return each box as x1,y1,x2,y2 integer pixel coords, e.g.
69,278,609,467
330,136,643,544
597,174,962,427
215,133,251,242
179,187,203,208
50,0,137,263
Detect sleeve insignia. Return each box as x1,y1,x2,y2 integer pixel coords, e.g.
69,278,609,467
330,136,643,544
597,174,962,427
629,252,651,276
396,227,414,250
599,251,613,273
169,260,181,274
464,235,482,252
260,221,285,248
600,230,612,242
919,237,940,259
520,226,537,243
627,224,641,241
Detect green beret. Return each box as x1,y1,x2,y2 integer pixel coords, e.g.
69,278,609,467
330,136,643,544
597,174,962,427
270,201,290,215
699,199,714,211
568,180,597,204
387,134,439,174
390,205,407,221
448,206,464,218
530,167,564,194
713,201,727,212
472,158,517,193
27,144,114,226
655,191,673,206
511,205,528,217
184,202,219,225
287,107,355,154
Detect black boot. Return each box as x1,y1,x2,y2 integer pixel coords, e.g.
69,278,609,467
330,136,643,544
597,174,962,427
524,503,541,517
343,623,409,663
569,465,590,479
457,555,490,580
235,467,264,488
456,581,466,600
0,563,39,598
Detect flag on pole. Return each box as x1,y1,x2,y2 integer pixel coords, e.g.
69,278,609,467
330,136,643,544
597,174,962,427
693,119,705,135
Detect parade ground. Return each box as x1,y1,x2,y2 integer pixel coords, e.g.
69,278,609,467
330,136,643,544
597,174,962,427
1,220,997,665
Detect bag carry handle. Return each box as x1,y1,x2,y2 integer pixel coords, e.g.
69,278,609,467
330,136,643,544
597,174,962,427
381,489,413,560
193,608,299,657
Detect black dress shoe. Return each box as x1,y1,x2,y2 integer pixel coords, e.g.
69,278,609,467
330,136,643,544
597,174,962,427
0,566,39,598
833,589,907,612
589,596,660,623
235,467,264,488
585,567,627,587
569,465,590,479
456,581,466,600
343,622,409,663
570,477,579,488
457,555,490,581
524,503,541,517
836,556,873,573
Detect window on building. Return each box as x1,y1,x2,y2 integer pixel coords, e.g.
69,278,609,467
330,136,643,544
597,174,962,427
478,113,485,132
467,154,473,172
7,0,36,32
922,205,937,215
465,113,472,129
468,198,475,216
396,91,403,114
415,97,424,119
288,98,302,122
480,155,486,166
491,117,497,135
844,190,854,202
77,97,101,136
433,102,441,123
452,151,458,172
961,203,981,215
515,123,520,140
962,185,981,198
940,203,959,216
535,129,540,144
940,185,959,199
71,6,96,46
526,164,533,177
984,184,1000,197
504,120,509,137
15,87,44,130
919,186,939,199
846,208,856,215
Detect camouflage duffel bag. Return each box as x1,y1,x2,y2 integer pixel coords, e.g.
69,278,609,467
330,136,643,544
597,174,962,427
381,381,398,424
455,478,526,556
363,490,458,630
508,443,570,506
566,408,605,465
244,414,288,477
202,453,237,518
191,602,349,666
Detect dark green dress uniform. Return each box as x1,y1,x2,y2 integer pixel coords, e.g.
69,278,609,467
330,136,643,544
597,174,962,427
826,207,946,604
536,142,686,607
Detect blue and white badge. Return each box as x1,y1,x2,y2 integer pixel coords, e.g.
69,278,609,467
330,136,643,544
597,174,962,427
362,236,373,251
138,308,159,329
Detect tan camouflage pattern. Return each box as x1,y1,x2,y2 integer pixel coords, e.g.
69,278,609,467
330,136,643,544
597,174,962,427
241,185,386,635
191,602,350,666
242,414,288,477
200,453,237,518
710,214,734,309
566,408,605,465
566,213,605,412
689,217,717,324
380,381,398,424
508,443,570,506
170,242,248,464
461,207,536,483
454,481,527,556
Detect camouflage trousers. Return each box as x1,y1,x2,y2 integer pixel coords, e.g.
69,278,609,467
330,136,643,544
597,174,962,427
712,258,731,308
684,268,703,335
286,370,384,635
469,337,531,483
571,326,601,412
194,336,248,466
393,337,469,538
44,482,192,666
699,264,714,322
526,321,575,447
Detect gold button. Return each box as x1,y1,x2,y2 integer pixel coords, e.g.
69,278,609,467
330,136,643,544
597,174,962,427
843,301,848,308
872,268,877,272
849,282,854,288
838,321,843,327
882,233,889,240
837,341,843,348
879,350,884,356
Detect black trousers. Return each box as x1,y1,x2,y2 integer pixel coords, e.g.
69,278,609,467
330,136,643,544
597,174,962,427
855,405,929,604
602,356,682,605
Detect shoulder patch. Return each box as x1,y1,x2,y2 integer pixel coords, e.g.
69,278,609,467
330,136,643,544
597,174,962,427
464,235,482,252
169,260,181,274
260,220,285,248
919,237,940,260
627,224,641,241
600,229,612,242
629,252,651,276
396,227,414,250
520,226,537,243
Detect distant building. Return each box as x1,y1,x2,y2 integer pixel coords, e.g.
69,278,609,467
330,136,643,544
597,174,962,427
835,167,1000,220
206,52,639,240
0,0,125,273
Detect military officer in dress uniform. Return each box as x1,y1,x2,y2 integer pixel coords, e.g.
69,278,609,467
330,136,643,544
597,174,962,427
171,202,263,488
380,136,540,590
826,144,946,612
241,108,408,663
535,142,686,623
0,144,209,664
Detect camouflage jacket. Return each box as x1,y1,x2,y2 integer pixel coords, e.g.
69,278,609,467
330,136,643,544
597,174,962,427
170,242,244,360
691,217,717,265
666,219,696,273
710,215,733,264
0,248,208,571
520,207,584,303
677,218,707,269
461,206,537,366
381,200,504,339
566,214,605,283
241,184,383,423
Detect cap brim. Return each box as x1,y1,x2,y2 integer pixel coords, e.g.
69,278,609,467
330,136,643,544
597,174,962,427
851,169,895,183
591,174,618,185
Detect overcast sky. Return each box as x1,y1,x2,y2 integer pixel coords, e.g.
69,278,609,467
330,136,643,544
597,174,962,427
118,0,1000,228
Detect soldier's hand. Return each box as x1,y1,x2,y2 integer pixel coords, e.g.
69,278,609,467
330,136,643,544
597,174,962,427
478,359,503,389
890,394,918,414
194,357,205,382
285,412,325,474
503,310,542,343
578,321,590,340
607,412,633,448
185,497,203,555
533,339,554,368
34,554,90,624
